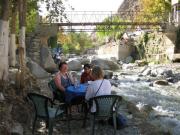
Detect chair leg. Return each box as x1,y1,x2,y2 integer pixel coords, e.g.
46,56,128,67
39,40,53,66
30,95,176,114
113,113,117,135
82,103,88,128
91,115,95,135
66,111,71,134
48,119,54,135
32,116,37,135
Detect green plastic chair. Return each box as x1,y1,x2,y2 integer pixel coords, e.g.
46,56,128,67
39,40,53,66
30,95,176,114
48,79,65,102
27,93,66,135
89,95,122,135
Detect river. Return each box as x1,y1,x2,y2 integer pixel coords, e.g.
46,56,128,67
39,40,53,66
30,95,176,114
112,66,180,134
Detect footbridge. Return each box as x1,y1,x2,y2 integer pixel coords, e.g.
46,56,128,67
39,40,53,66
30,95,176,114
40,11,168,32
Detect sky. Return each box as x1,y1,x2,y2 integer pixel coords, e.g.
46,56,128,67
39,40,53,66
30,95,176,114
66,0,124,11
39,0,124,16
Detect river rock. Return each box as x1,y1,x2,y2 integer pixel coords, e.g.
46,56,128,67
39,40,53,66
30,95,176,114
150,69,158,77
153,80,169,86
109,79,119,87
112,75,118,80
122,63,137,70
40,47,57,73
27,58,50,78
68,60,82,71
91,59,120,70
104,70,113,79
125,56,134,63
151,68,173,77
142,67,151,76
135,60,148,66
141,105,153,114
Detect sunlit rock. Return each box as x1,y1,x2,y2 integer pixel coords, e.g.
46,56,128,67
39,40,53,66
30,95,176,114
68,60,82,71
91,59,120,70
26,58,50,78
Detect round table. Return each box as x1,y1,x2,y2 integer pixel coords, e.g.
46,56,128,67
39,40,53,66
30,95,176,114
65,84,88,103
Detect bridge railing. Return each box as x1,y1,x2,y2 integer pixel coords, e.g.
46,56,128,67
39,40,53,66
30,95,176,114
41,11,168,24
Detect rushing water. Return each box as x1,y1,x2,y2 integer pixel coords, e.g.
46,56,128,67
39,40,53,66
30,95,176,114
112,70,180,134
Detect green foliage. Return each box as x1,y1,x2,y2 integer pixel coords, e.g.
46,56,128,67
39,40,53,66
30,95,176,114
135,33,170,63
48,36,58,48
137,0,171,23
59,32,94,54
144,32,149,44
26,9,38,33
96,15,127,40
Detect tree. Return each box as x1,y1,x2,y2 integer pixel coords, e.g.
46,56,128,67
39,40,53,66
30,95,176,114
39,0,67,23
9,0,18,67
136,0,171,23
26,0,38,33
96,16,127,41
18,0,27,58
0,0,10,80
58,32,94,54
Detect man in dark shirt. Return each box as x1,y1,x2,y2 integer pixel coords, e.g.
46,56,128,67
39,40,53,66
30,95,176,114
80,64,94,83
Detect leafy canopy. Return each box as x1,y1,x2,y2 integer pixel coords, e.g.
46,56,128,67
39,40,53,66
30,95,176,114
96,15,127,40
58,32,94,54
136,0,171,22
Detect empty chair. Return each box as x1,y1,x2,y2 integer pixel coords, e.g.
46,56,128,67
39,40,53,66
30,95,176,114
27,93,67,135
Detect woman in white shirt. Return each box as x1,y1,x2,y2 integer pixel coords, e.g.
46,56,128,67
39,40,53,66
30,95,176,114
85,66,111,112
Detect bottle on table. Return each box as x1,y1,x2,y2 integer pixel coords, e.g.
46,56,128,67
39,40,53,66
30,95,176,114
73,77,79,89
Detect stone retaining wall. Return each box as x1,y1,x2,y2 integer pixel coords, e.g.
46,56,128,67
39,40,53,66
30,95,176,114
96,41,134,61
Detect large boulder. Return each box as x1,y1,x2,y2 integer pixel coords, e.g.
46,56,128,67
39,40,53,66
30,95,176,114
79,58,91,65
91,59,120,70
27,58,50,78
68,60,82,71
151,68,173,77
40,47,58,73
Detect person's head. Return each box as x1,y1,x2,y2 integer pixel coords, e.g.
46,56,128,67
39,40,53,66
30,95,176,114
91,66,104,80
59,62,68,73
83,64,91,74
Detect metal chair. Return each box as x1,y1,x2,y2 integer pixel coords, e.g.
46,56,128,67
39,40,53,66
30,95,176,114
27,93,68,135
89,95,122,135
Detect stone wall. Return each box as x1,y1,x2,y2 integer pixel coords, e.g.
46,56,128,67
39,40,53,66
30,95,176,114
96,41,134,61
26,24,58,72
135,32,175,62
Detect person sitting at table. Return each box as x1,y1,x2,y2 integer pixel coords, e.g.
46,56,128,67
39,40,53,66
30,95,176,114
54,62,74,92
80,64,94,84
85,66,111,112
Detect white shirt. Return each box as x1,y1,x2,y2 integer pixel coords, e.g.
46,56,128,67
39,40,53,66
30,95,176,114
85,79,111,112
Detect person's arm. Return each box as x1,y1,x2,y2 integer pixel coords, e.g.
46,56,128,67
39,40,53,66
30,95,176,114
54,73,65,91
85,85,94,101
80,73,85,83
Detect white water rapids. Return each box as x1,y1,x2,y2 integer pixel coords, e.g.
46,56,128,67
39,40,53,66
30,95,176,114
112,70,180,134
